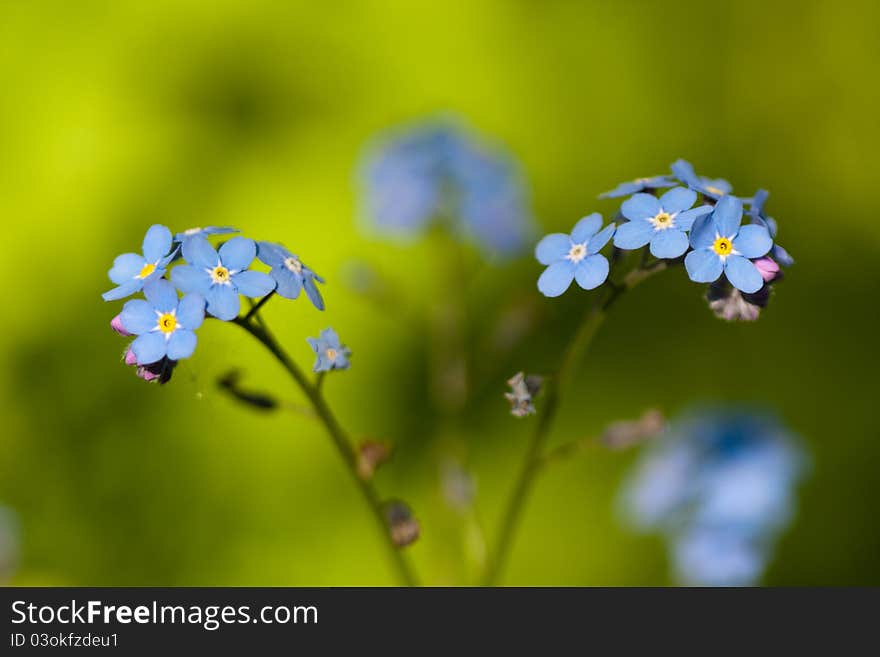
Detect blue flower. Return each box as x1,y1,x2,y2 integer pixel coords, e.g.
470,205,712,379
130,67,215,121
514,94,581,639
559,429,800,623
307,328,351,372
620,408,807,586
534,213,615,297
102,225,177,301
599,175,676,199
613,187,712,258
119,279,206,365
747,189,794,267
173,226,239,242
256,241,325,310
671,159,733,201
171,236,276,320
684,196,773,294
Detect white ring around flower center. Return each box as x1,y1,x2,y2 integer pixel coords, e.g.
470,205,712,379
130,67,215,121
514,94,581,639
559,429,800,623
284,256,303,274
649,211,676,231
567,243,588,264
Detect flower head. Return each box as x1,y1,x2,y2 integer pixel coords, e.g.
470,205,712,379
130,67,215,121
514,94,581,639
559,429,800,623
747,189,794,267
171,236,275,320
613,187,711,258
119,279,206,365
599,175,676,199
307,328,351,372
671,159,733,201
256,241,325,310
102,225,177,301
684,196,773,293
173,226,239,243
535,213,615,297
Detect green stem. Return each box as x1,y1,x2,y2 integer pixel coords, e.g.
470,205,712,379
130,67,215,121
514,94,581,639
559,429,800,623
482,259,665,585
233,316,418,586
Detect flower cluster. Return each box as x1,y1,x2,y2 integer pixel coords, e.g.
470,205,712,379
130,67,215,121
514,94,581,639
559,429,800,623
535,159,793,314
103,224,339,382
619,408,807,586
359,118,536,256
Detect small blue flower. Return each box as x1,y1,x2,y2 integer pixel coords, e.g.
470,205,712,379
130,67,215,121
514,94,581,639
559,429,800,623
534,213,615,297
613,187,712,258
671,159,733,201
599,175,676,199
307,328,351,372
173,226,239,242
684,196,773,294
171,236,276,321
119,279,206,365
747,189,794,267
102,225,177,301
256,241,325,310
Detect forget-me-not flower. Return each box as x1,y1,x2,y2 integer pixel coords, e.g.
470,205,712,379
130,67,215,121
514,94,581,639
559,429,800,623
747,189,794,267
535,213,615,297
119,279,206,365
613,187,712,258
599,175,676,199
102,224,177,301
685,196,773,294
256,241,325,310
173,226,239,243
671,159,733,201
171,236,275,320
307,328,351,372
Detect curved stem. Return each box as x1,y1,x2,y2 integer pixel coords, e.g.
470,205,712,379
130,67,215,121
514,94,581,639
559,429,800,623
482,260,665,585
232,316,418,586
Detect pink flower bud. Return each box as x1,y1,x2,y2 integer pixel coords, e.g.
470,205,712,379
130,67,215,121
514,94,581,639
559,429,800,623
111,314,132,337
136,366,161,382
753,257,780,283
124,349,138,366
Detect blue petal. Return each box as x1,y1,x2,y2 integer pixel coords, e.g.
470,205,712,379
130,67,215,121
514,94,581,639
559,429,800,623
724,255,763,293
271,267,303,299
142,225,173,263
621,193,661,222
182,236,220,269
143,279,179,313
649,230,689,259
659,187,696,214
303,276,325,311
733,224,772,259
685,249,723,283
587,223,615,253
167,329,197,360
206,285,240,321
102,279,143,302
131,332,167,365
750,189,769,215
256,241,286,267
176,293,206,330
109,253,146,284
535,233,571,264
120,299,158,334
713,195,743,237
219,236,256,271
574,254,609,290
773,244,795,267
233,270,276,298
613,220,653,249
320,327,341,346
537,261,575,297
689,213,716,249
598,181,640,199
171,265,211,295
671,159,698,186
675,205,712,232
570,213,603,243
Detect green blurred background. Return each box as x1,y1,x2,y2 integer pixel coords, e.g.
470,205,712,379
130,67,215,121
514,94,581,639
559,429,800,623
1,0,878,585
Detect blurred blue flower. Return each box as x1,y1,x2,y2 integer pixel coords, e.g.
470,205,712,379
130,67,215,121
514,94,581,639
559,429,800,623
359,119,535,255
747,189,794,267
685,196,773,293
613,187,712,258
256,241,325,310
119,279,206,365
102,224,177,301
599,175,676,199
171,236,275,320
307,328,351,372
619,407,807,586
671,159,733,201
534,213,615,297
173,226,239,242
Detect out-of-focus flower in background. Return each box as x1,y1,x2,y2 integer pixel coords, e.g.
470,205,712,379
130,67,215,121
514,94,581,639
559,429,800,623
358,117,536,256
0,505,20,583
619,407,808,586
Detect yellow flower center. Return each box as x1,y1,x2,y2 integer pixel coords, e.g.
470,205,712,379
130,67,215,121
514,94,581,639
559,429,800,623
567,243,587,264
705,185,725,197
284,256,303,274
211,265,231,284
137,262,157,279
712,236,733,256
650,211,674,230
157,312,177,334
325,348,338,360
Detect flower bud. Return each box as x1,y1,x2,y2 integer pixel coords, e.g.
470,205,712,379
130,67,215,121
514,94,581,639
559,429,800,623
505,371,543,417
753,257,781,283
124,349,138,366
111,314,132,336
384,500,420,548
356,440,392,480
